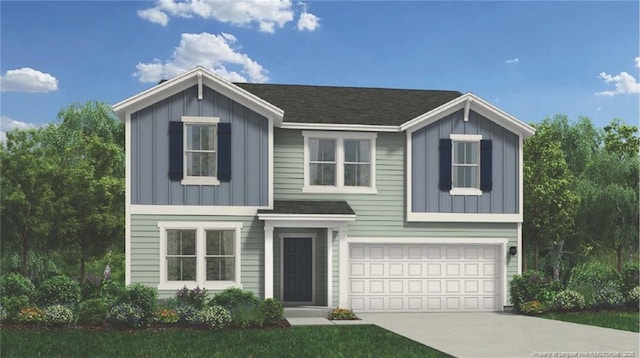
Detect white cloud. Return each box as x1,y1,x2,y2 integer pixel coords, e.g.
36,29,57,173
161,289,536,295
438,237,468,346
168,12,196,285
0,115,37,142
0,68,58,93
297,11,319,31
137,7,169,26
595,58,640,96
134,32,268,83
505,58,519,64
137,0,315,33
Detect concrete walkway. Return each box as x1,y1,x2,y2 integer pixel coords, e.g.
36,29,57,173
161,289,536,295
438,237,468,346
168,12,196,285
358,312,639,358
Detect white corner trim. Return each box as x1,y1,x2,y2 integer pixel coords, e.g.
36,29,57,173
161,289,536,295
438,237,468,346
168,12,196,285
449,188,483,196
518,135,524,218
517,223,523,275
450,133,482,141
125,111,132,285
268,118,274,209
406,130,413,219
130,205,261,216
282,122,400,132
406,212,522,223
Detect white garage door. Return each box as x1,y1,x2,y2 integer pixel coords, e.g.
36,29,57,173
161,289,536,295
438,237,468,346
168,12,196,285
349,244,500,312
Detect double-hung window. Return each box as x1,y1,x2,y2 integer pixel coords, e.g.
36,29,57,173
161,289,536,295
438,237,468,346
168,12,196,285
182,116,220,185
158,222,242,290
303,131,376,193
450,134,482,195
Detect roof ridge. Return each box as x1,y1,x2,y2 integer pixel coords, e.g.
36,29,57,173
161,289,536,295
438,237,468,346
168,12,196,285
234,82,462,94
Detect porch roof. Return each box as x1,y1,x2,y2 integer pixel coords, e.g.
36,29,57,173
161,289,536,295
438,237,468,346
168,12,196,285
258,200,356,221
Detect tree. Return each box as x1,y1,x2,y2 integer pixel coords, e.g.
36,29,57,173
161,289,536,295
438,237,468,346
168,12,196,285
523,122,580,280
0,128,57,276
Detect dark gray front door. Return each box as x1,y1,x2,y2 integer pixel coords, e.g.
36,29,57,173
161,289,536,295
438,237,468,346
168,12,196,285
283,238,313,302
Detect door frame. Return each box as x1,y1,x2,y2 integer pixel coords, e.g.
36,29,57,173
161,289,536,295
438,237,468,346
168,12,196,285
279,233,316,305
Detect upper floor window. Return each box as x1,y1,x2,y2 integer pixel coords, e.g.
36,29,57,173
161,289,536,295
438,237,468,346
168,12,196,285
303,131,376,194
439,134,492,196
181,116,220,186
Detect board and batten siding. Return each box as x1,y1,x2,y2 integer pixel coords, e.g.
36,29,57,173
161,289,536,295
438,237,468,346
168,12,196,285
130,85,269,207
412,109,519,214
130,214,264,298
273,127,518,303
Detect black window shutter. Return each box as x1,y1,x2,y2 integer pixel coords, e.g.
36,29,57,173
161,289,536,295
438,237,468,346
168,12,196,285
480,139,493,192
217,123,232,182
438,139,452,191
168,121,183,181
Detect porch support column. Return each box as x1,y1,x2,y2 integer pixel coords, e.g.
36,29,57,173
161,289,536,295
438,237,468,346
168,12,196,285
326,228,333,307
338,224,349,308
264,224,274,299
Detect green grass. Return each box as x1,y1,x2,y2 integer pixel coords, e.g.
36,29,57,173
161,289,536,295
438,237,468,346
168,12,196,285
0,325,451,358
540,311,639,332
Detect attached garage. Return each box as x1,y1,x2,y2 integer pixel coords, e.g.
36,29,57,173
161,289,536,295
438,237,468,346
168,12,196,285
348,243,503,312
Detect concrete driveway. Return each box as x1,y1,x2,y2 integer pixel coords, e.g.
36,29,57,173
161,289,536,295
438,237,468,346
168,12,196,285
358,312,639,358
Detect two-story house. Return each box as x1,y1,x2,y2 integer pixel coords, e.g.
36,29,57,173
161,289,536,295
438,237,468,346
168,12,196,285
113,66,534,312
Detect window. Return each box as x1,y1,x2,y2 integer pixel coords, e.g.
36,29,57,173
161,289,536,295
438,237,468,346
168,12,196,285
181,116,220,185
448,134,484,196
158,222,242,290
303,131,376,193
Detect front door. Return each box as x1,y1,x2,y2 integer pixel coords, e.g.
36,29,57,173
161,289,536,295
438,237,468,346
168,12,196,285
283,237,313,302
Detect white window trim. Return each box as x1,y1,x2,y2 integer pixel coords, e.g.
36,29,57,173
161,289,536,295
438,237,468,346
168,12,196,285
157,221,242,291
302,131,377,194
449,133,482,196
181,116,221,186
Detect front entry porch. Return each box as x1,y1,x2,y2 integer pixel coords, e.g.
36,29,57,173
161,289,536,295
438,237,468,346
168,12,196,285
258,200,356,308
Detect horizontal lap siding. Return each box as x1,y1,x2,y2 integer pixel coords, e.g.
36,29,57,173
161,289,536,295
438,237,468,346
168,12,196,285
130,214,264,298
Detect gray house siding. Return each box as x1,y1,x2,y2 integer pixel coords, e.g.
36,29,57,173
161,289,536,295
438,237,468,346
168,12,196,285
130,85,269,206
411,109,519,214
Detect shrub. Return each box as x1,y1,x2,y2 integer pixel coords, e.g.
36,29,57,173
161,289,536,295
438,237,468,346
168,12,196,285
627,286,640,308
38,275,82,306
552,290,586,311
175,285,208,309
178,305,205,325
0,273,36,301
1,295,29,321
201,306,231,330
117,283,157,326
621,262,639,294
107,303,146,328
520,301,545,314
510,270,561,312
99,280,126,303
0,304,7,321
260,298,284,326
228,303,263,328
568,262,623,308
155,309,179,324
45,305,76,326
15,306,45,324
78,298,108,325
328,307,358,320
81,272,104,300
210,287,259,311
593,284,625,309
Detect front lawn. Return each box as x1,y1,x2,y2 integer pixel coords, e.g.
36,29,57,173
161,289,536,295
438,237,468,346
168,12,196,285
540,311,639,332
0,325,451,357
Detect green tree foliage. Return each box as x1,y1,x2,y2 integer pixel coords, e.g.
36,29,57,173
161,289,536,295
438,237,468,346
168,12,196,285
523,121,579,279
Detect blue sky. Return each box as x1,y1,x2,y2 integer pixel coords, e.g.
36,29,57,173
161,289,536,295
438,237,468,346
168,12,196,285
1,1,638,138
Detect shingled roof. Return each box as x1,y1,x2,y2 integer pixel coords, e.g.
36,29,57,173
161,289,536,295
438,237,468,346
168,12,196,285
235,83,462,126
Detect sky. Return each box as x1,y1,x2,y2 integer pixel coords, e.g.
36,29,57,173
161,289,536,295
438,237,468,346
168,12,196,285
1,1,639,140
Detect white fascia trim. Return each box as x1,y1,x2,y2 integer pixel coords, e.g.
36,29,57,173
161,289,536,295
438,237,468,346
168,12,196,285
450,133,482,141
406,212,522,223
125,111,132,285
130,205,262,216
282,122,400,132
346,236,509,245
264,220,352,230
258,214,356,222
302,130,378,139
113,67,284,124
401,93,535,138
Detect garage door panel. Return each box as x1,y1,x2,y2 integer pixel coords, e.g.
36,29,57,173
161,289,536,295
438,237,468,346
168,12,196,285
349,244,501,312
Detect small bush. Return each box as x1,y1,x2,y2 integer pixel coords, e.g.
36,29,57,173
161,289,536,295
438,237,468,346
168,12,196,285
229,303,262,328
99,280,126,303
155,309,179,324
552,290,586,311
45,305,76,326
38,275,82,306
568,262,623,308
627,286,640,308
107,303,145,328
78,298,108,325
210,287,259,311
15,306,45,324
510,270,561,312
117,283,157,326
621,262,639,294
201,306,231,330
176,285,208,309
1,295,29,321
260,298,284,326
0,304,7,321
328,307,358,320
0,273,36,301
520,301,545,315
